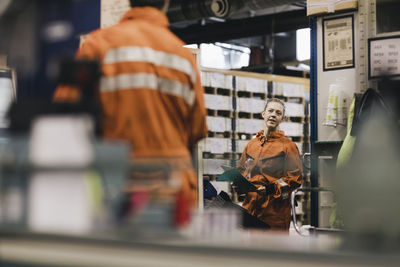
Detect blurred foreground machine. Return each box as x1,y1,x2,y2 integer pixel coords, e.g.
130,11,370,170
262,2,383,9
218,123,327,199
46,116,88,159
0,131,130,233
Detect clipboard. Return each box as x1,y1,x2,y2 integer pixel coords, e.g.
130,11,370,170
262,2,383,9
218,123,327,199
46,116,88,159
216,168,257,194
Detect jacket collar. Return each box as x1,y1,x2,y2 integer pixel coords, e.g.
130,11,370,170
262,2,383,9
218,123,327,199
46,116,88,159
120,7,169,28
256,130,284,143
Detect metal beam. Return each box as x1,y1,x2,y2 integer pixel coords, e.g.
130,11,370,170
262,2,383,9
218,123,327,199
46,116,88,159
171,9,309,44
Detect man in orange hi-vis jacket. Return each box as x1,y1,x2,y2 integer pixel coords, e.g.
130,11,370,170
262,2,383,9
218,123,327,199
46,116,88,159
54,0,207,208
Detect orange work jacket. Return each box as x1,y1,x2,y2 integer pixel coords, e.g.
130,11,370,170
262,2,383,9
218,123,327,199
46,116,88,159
53,7,207,207
237,130,302,231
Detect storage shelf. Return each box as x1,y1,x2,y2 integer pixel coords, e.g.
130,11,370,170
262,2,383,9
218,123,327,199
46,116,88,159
207,131,235,139
201,67,310,90
206,109,234,118
202,152,241,160
204,86,233,96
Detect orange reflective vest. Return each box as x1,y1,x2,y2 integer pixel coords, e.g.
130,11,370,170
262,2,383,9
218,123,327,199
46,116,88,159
238,130,302,231
54,7,207,207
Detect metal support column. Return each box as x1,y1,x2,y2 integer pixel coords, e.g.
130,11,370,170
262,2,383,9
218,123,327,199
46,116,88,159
309,16,319,227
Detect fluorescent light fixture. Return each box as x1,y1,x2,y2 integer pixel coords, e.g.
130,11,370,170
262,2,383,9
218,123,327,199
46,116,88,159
296,28,310,61
184,44,198,49
200,43,250,69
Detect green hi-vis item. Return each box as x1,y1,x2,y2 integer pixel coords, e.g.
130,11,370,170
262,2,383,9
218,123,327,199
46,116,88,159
217,168,257,194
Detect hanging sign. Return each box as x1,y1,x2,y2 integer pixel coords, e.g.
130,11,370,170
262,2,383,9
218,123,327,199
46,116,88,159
368,36,400,79
323,15,355,71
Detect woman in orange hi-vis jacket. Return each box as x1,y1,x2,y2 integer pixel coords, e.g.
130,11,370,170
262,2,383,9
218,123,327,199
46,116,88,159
53,0,207,208
237,98,302,231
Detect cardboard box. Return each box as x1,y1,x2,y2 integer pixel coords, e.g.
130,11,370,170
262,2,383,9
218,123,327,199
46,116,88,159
272,82,305,98
210,72,226,88
203,138,232,154
237,119,264,134
235,76,247,91
295,142,303,155
285,102,305,117
237,98,265,113
251,99,265,114
237,98,251,113
225,75,233,90
207,116,231,132
203,159,231,175
283,83,304,98
307,0,358,16
236,140,249,153
245,77,268,93
204,95,231,110
280,122,304,137
272,82,283,96
200,71,210,87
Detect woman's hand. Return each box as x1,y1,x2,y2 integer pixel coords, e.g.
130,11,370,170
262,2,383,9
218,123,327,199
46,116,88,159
256,183,275,196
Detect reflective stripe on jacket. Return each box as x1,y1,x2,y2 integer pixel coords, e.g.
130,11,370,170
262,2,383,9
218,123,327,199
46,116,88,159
238,130,303,231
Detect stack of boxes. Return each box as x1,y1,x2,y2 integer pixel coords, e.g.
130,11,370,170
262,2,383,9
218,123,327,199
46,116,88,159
201,72,234,178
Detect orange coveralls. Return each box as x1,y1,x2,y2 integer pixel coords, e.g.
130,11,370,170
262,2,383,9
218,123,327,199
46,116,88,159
54,7,207,207
237,130,302,231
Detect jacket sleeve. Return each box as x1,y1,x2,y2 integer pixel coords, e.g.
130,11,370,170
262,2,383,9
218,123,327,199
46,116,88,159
237,144,248,174
271,141,303,199
237,143,259,181
53,34,100,102
187,65,208,147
